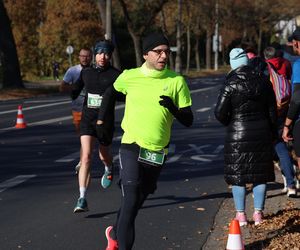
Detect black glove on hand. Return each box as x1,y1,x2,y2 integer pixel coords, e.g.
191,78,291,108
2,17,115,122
96,124,104,141
96,124,111,146
159,95,177,114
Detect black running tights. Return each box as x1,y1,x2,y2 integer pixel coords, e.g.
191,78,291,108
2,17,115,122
114,185,148,250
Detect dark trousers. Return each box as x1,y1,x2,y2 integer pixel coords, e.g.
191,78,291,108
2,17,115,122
113,143,163,250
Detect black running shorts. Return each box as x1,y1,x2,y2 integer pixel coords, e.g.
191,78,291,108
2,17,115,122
80,109,113,146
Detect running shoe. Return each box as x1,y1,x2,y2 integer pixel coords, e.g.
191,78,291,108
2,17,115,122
105,226,118,250
287,187,297,198
281,186,288,194
235,212,247,227
253,211,263,225
73,198,88,213
75,161,81,174
101,169,113,189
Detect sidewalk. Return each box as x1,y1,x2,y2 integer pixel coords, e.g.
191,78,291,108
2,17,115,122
203,168,300,249
24,79,61,89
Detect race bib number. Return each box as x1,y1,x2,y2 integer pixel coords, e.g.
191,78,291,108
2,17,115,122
87,93,102,108
138,147,165,166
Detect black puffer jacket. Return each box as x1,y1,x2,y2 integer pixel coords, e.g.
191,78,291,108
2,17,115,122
214,66,277,185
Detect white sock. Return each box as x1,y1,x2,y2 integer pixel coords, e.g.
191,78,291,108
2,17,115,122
79,187,87,198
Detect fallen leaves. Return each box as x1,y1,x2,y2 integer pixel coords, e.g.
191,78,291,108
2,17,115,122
244,205,300,249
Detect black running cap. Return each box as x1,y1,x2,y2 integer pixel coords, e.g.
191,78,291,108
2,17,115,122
142,32,169,54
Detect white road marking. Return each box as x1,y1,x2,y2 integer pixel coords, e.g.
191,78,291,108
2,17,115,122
0,175,36,193
0,116,72,133
1,101,124,116
25,98,69,104
55,151,120,164
182,144,211,154
213,145,224,154
166,144,223,164
0,103,125,133
55,151,80,163
166,154,182,163
196,107,212,112
0,100,70,115
191,154,216,162
27,116,72,126
190,86,217,94
0,84,206,117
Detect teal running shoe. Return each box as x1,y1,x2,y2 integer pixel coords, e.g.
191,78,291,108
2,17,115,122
73,198,88,213
101,170,113,189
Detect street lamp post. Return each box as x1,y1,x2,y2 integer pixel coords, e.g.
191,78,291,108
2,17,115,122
105,0,112,40
214,0,219,71
66,45,74,67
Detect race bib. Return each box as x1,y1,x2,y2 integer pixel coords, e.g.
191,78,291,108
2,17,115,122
87,93,102,108
138,147,165,166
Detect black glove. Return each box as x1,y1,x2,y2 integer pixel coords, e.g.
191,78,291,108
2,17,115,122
96,124,112,146
96,124,104,141
159,95,177,114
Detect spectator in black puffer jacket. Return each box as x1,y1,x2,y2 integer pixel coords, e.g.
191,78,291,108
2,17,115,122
215,48,278,227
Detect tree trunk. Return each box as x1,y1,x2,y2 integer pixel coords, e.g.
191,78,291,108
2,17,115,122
258,23,263,56
97,0,106,28
175,0,182,74
97,0,121,69
185,1,191,74
0,0,23,89
105,0,112,39
159,10,174,70
130,31,142,67
194,15,201,72
206,32,212,70
111,31,121,70
195,37,200,72
185,25,191,74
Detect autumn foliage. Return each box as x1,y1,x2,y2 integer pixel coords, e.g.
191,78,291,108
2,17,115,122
3,0,300,80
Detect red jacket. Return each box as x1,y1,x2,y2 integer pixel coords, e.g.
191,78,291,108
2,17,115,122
266,57,292,80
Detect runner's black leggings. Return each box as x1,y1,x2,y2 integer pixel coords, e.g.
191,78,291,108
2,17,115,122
113,143,162,250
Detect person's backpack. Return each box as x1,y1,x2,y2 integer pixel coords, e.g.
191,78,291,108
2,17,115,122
267,62,291,111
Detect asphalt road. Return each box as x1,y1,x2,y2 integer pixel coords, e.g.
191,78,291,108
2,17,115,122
0,75,228,250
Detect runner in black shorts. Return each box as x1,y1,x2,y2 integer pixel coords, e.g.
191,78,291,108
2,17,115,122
71,40,121,213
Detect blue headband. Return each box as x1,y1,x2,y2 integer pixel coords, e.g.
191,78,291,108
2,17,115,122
94,41,114,55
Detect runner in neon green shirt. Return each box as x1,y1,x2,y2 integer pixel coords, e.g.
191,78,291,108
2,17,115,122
114,62,192,151
104,32,193,250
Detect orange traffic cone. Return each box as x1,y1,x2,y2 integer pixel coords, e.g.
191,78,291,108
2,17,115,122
15,105,27,129
226,219,244,250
